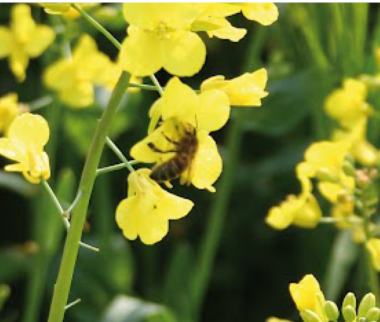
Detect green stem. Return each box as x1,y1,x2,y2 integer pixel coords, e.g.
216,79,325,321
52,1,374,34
41,181,99,252
189,113,244,320
96,161,140,176
47,72,131,322
105,137,135,173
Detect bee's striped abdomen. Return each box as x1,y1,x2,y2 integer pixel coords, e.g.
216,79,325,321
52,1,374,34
150,154,189,182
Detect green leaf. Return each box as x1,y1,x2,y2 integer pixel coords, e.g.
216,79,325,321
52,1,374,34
240,68,337,136
100,296,176,322
323,230,359,301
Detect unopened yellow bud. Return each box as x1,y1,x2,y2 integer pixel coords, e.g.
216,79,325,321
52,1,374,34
343,292,357,310
343,161,356,177
359,293,376,318
324,301,340,321
343,305,357,322
300,310,323,322
366,307,380,322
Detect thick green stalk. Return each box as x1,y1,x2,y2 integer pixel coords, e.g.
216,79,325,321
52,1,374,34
47,72,131,322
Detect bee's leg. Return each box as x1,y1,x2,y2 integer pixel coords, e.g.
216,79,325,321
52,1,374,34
162,133,179,145
148,142,177,153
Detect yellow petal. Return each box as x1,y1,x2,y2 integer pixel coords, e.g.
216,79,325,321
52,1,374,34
162,30,206,77
130,121,177,163
289,275,326,314
241,3,279,26
60,83,94,108
44,60,76,90
162,77,199,125
0,138,25,162
8,113,49,152
157,188,194,220
123,3,204,29
209,24,247,42
10,48,29,82
292,195,322,228
116,197,139,241
138,206,169,245
0,27,13,58
197,89,230,132
189,132,222,190
25,25,55,58
265,196,303,230
11,4,35,43
119,29,162,76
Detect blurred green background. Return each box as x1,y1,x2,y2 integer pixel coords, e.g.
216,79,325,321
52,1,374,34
0,3,379,322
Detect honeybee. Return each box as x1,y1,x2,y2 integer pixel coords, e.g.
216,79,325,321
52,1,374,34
148,123,198,182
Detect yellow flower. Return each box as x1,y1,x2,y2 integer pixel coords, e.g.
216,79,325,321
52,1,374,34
324,79,370,129
40,3,99,19
44,34,113,107
0,113,50,184
366,239,380,271
201,69,269,106
116,168,193,245
266,163,321,230
0,4,55,82
0,93,28,134
191,4,247,42
333,118,378,167
119,3,207,77
238,3,279,26
266,194,322,230
289,275,327,322
130,77,230,191
304,141,350,180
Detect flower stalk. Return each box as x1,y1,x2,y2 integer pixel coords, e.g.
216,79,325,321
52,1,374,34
47,71,131,322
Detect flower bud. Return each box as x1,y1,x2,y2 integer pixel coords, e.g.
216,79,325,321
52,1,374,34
366,307,380,322
359,293,376,317
343,161,356,177
300,310,323,322
324,301,340,321
343,305,357,322
343,293,357,310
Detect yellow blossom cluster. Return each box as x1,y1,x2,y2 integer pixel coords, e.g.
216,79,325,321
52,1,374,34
266,141,358,231
324,78,378,166
271,275,380,322
118,68,270,244
44,34,141,108
0,3,278,246
0,4,55,82
113,3,277,244
119,3,278,77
